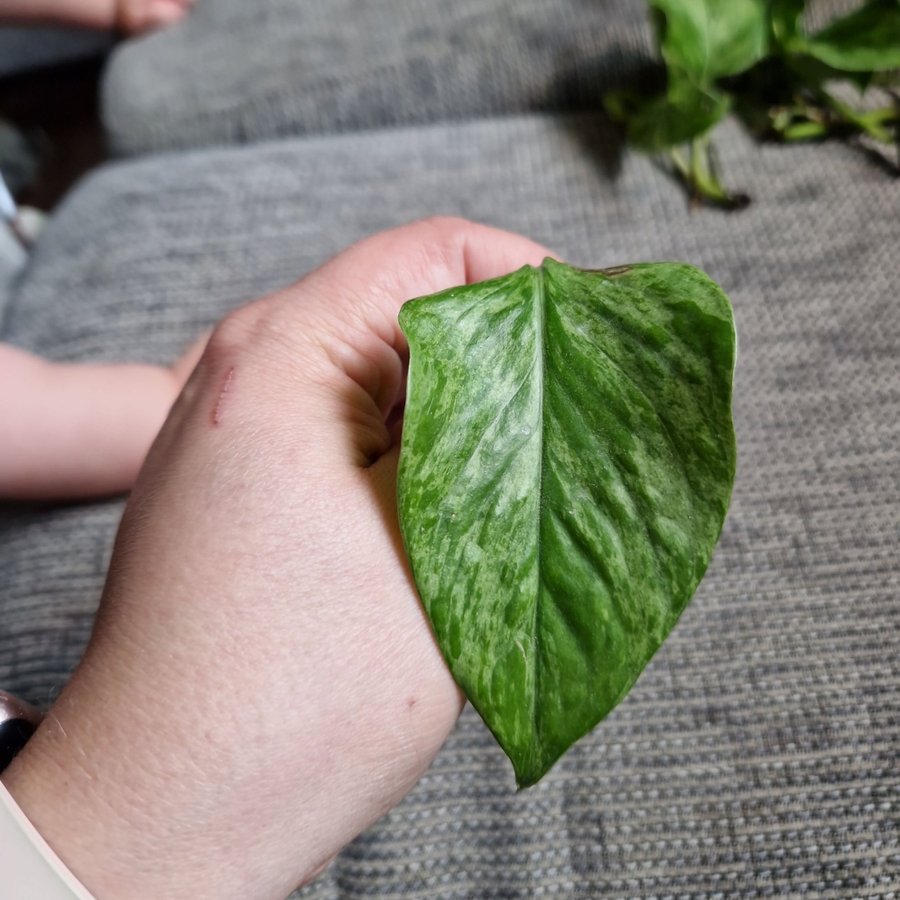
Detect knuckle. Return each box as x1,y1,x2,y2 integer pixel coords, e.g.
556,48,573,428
397,216,480,286
204,305,266,361
417,214,475,238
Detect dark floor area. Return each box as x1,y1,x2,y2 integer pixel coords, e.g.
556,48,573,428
0,55,107,212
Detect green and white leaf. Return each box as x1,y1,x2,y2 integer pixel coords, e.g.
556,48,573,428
397,261,736,787
649,0,769,80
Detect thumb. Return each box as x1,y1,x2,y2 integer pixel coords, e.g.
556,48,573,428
302,216,553,357
291,217,554,468
164,219,554,476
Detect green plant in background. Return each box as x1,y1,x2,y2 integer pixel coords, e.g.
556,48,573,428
397,261,736,786
604,0,900,208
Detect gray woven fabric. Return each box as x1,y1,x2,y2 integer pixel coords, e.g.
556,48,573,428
1,114,898,895
101,0,654,156
0,227,25,330
100,0,857,159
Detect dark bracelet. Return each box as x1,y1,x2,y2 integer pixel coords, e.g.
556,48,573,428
0,691,44,773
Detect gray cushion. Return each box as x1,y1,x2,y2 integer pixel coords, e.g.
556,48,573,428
0,227,25,331
101,0,654,156
2,114,898,896
100,0,859,159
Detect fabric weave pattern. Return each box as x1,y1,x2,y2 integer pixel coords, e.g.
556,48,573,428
1,113,897,897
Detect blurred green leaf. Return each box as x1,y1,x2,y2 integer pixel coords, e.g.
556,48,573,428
800,0,900,72
649,0,769,80
769,0,806,47
785,52,874,92
607,0,900,208
606,73,730,152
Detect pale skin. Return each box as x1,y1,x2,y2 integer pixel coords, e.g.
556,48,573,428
0,0,194,33
0,338,207,499
1,218,553,897
0,0,196,497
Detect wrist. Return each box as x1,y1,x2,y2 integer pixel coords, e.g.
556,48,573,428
0,659,242,899
1,695,157,899
0,643,326,900
0,779,95,899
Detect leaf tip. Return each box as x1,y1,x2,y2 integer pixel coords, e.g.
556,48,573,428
510,741,563,790
513,764,544,791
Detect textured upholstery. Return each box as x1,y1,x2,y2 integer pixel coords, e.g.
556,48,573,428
101,0,655,155
100,0,860,158
2,112,898,896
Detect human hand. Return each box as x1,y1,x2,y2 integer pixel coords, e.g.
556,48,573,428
2,218,551,898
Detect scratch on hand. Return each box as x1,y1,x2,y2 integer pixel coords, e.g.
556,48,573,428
212,366,236,425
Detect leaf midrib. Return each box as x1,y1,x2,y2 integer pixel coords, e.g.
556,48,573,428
528,264,548,765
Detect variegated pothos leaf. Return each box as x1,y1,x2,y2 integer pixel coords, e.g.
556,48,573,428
397,260,736,787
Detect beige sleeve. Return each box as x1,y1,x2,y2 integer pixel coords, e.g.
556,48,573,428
0,780,94,899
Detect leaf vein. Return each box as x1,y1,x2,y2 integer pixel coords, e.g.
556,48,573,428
530,266,547,755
